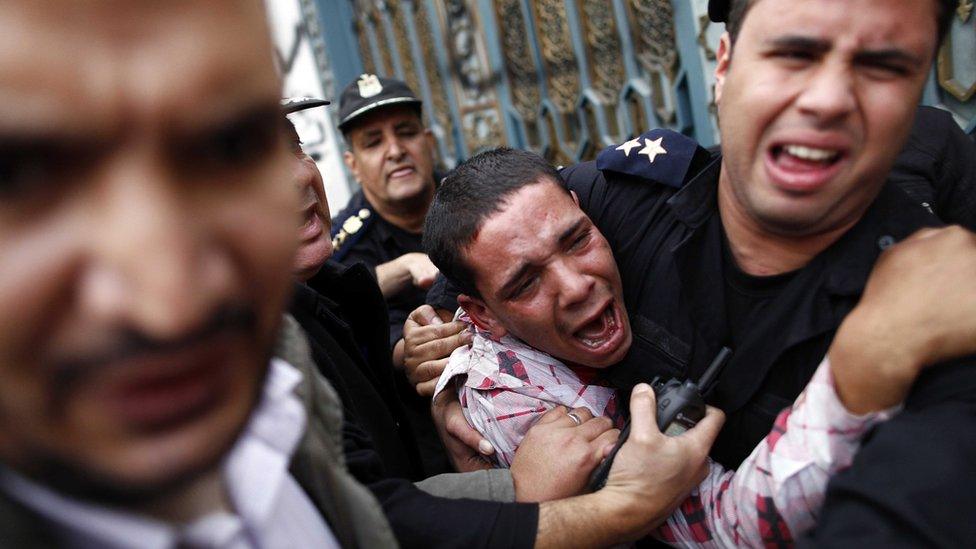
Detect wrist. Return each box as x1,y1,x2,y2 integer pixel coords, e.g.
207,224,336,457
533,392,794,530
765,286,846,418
830,307,921,413
588,488,661,541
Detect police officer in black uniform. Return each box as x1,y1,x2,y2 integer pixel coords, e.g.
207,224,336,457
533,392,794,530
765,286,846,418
328,74,440,349
565,1,976,545
423,0,976,544
324,75,452,475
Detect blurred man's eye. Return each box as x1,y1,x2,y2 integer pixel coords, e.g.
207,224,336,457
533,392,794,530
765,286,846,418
179,109,280,173
0,141,81,202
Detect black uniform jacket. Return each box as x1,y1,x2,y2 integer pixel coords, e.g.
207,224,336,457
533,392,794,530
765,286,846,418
294,262,537,548
330,189,427,347
327,192,453,476
560,151,976,546
889,106,976,231
292,260,423,480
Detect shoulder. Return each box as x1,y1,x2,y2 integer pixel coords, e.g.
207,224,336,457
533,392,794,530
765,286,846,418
561,129,710,207
898,106,971,169
593,128,711,189
331,191,378,262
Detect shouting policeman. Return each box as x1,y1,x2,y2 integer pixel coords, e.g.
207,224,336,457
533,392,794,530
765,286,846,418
412,0,976,545
320,74,453,474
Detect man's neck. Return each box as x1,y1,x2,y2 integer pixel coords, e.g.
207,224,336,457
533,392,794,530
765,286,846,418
716,176,858,276
366,186,433,234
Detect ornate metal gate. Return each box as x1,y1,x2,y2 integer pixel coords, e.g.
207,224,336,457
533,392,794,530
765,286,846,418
312,0,976,191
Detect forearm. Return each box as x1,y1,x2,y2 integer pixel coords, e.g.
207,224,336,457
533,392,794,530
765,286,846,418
416,469,515,502
537,491,660,549
829,307,922,414
375,257,411,298
660,358,896,547
803,361,976,547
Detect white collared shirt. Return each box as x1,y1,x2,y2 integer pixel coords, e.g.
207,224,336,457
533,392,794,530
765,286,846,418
1,359,341,549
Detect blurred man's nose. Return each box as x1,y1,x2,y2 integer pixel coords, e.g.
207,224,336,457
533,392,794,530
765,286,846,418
79,152,235,340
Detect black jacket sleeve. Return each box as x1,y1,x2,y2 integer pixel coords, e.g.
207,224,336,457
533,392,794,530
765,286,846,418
342,418,539,549
802,357,976,547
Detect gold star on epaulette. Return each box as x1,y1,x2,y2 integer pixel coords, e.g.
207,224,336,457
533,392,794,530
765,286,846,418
331,208,372,251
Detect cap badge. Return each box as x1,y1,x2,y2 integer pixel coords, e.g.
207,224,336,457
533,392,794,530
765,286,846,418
357,74,383,98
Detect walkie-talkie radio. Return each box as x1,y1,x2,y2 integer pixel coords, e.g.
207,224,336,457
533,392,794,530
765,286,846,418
588,347,732,492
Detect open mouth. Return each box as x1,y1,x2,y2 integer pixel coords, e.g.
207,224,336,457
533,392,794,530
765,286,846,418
766,142,847,192
298,207,323,240
573,303,621,351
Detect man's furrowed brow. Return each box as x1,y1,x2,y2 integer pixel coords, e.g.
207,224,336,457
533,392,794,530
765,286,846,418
499,261,532,298
558,218,587,245
854,48,924,69
764,35,832,54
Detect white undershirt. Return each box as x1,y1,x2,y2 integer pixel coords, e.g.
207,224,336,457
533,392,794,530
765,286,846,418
0,359,341,549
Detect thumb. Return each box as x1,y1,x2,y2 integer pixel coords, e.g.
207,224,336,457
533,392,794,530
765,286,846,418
680,405,724,452
446,408,495,455
628,384,662,438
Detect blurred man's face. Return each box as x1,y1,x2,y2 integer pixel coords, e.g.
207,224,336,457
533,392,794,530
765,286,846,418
714,0,936,238
343,106,436,214
285,121,332,281
459,181,631,369
0,1,297,500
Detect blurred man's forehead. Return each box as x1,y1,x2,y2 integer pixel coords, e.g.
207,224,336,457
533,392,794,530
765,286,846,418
0,0,280,139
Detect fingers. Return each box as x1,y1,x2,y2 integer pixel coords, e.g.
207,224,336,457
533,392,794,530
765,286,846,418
408,304,444,327
415,359,449,397
577,415,614,441
412,326,473,361
444,401,495,456
409,320,468,348
593,428,622,458
416,272,437,289
628,383,662,440
415,357,449,385
536,405,570,425
565,406,595,425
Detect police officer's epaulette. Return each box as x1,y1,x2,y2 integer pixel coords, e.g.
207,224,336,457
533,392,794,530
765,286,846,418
596,129,707,189
331,206,374,261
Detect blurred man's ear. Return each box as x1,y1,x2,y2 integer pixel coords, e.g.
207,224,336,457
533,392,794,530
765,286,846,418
458,294,508,339
714,32,732,105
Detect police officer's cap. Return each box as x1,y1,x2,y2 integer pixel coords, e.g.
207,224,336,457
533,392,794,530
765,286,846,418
337,74,423,132
708,0,731,22
281,96,331,114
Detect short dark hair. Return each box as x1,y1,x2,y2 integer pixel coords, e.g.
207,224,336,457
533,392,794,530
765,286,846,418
423,147,566,298
725,0,957,49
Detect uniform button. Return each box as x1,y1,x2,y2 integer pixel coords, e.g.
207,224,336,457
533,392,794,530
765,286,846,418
878,235,896,250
